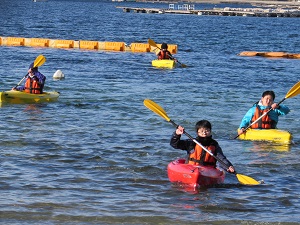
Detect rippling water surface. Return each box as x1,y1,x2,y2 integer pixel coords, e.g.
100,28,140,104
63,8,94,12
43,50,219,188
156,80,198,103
1,0,300,224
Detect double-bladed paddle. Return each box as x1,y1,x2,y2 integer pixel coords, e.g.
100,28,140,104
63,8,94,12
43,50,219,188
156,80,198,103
148,39,187,68
234,80,300,139
144,99,260,186
14,54,46,89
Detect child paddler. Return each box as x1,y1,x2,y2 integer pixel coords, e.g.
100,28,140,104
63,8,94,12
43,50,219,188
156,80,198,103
170,120,235,173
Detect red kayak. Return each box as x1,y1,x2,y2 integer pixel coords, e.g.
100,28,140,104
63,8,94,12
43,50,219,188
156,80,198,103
167,158,225,188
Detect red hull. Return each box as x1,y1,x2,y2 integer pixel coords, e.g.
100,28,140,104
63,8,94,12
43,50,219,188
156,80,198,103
167,158,225,187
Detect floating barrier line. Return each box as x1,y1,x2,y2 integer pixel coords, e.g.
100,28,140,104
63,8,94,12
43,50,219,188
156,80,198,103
0,36,178,54
238,51,300,59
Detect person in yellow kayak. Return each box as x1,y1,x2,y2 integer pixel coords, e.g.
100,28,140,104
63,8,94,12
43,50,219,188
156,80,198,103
238,90,290,135
12,62,46,94
157,43,175,60
170,120,235,173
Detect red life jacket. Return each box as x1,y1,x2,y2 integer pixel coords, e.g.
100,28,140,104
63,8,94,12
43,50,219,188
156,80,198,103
158,50,171,60
24,77,42,94
188,144,217,166
251,105,275,129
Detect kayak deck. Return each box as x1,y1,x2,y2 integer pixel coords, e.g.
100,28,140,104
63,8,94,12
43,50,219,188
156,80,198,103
167,158,225,188
152,59,176,69
0,90,60,104
237,128,292,144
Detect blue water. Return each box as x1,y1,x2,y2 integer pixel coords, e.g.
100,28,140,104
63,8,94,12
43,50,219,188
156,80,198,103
1,0,300,224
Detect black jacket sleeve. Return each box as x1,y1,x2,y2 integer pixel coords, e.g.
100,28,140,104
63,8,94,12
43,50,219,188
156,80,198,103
170,132,195,152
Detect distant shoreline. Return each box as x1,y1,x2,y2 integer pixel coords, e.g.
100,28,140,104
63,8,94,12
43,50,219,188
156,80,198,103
136,0,300,7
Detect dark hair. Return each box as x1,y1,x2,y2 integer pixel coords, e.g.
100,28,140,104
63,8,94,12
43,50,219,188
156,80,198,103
29,62,38,72
262,90,275,100
161,43,168,50
195,120,212,131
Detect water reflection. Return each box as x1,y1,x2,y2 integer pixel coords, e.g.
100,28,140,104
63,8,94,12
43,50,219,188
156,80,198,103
244,141,293,153
243,141,291,152
170,181,247,194
23,104,43,114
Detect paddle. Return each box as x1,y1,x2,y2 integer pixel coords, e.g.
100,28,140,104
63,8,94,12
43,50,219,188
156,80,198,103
148,39,187,68
234,80,300,139
144,99,260,185
14,54,46,89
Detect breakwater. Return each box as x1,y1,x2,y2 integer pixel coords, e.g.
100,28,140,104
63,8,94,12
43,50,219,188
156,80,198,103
117,6,300,17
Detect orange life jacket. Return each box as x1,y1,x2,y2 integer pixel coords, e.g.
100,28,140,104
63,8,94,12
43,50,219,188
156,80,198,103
188,144,217,166
251,105,275,129
158,50,171,60
24,77,42,94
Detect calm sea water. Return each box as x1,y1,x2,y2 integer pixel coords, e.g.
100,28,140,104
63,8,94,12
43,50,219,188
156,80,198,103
1,0,300,224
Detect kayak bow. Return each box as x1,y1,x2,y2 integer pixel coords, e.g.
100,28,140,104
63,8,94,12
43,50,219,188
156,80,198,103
168,158,225,188
237,128,292,144
0,90,60,104
152,59,176,69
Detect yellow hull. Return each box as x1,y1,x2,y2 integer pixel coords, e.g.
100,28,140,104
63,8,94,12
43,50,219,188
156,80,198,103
152,59,176,69
237,128,292,144
0,90,60,104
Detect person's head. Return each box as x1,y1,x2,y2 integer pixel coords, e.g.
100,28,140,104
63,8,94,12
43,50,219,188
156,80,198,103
261,90,275,107
161,43,168,50
195,120,212,138
29,62,38,72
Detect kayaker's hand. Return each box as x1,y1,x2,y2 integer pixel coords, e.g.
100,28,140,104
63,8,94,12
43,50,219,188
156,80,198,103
271,103,279,110
238,128,245,135
176,125,184,135
12,87,16,91
227,166,235,173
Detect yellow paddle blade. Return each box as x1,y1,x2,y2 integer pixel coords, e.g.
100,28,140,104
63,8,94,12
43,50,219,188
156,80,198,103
285,80,300,99
148,39,158,48
154,48,160,55
33,55,46,68
236,173,260,185
144,99,170,122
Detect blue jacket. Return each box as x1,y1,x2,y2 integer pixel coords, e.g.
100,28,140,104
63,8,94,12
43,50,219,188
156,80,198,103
239,102,290,129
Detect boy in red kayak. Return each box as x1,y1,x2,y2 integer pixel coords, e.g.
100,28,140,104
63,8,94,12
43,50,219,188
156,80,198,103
170,120,235,173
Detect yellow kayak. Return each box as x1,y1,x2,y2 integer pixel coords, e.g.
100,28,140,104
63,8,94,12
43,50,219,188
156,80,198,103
152,59,176,69
237,128,292,144
0,90,60,104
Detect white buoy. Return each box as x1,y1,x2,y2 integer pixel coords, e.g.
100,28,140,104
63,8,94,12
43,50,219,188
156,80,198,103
53,70,65,80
